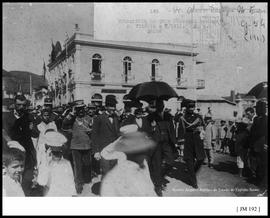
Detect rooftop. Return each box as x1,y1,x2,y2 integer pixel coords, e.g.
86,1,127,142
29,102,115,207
197,94,236,105
48,32,199,68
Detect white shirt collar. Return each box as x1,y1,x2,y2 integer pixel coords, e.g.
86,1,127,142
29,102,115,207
13,110,21,119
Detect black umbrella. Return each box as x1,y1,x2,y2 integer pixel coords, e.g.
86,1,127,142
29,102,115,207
247,82,268,99
127,81,178,102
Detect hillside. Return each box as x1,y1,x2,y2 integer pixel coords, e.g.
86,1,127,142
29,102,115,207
2,69,48,95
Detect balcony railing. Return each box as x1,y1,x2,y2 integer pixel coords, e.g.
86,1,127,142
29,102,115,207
121,74,135,83
176,78,205,89
90,72,105,80
176,77,188,86
150,75,163,81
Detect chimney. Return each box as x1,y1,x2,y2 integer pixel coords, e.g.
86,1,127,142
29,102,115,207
75,24,80,32
231,90,236,103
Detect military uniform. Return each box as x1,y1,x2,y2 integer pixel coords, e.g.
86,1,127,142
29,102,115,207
182,102,205,188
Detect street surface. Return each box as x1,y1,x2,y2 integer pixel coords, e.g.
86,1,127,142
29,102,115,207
79,152,262,197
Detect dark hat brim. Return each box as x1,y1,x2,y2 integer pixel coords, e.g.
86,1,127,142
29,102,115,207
74,104,86,108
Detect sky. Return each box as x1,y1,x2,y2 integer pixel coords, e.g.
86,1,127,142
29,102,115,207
3,3,94,74
2,3,267,96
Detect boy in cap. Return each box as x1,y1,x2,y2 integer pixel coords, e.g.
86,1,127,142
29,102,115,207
203,117,216,168
36,130,76,196
36,109,58,164
217,120,228,153
100,124,157,196
3,142,26,196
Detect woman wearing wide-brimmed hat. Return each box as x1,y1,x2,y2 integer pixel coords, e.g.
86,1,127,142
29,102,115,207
100,125,157,196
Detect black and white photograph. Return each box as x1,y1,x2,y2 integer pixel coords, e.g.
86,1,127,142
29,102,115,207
2,2,268,216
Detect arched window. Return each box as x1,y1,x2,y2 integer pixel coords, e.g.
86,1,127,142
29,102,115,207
151,59,159,81
177,61,184,85
123,56,132,83
91,54,102,79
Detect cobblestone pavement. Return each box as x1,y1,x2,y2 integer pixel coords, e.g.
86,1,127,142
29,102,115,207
78,152,265,197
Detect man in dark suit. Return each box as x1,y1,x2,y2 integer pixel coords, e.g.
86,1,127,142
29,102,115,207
145,99,177,196
121,101,143,127
92,95,120,177
2,94,39,196
249,100,268,194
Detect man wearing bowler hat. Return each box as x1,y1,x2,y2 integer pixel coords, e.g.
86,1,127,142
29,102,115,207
91,95,120,177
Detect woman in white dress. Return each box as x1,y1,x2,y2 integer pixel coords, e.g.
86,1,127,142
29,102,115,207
100,125,157,197
36,131,76,197
35,109,57,184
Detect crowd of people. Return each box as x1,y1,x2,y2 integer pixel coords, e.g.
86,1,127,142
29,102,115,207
2,94,268,197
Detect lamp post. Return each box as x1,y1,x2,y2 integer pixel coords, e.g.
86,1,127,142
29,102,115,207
235,66,242,94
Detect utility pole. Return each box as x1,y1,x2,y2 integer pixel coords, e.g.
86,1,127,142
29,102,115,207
30,74,33,106
65,31,70,104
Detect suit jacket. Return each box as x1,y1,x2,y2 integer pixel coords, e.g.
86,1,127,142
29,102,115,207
121,115,152,134
3,111,37,168
147,112,176,145
3,112,36,149
121,114,136,127
91,113,120,153
250,115,268,152
183,112,205,161
2,111,17,140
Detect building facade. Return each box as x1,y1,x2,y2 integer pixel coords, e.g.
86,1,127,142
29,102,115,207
47,32,205,110
196,95,237,120
223,90,257,118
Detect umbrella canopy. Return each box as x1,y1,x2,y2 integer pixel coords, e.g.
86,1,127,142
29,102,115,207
127,81,178,102
247,82,268,99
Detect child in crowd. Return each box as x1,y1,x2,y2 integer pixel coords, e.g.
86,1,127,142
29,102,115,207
36,109,58,178
203,117,216,168
234,118,250,177
3,141,26,196
218,120,228,153
36,131,76,197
